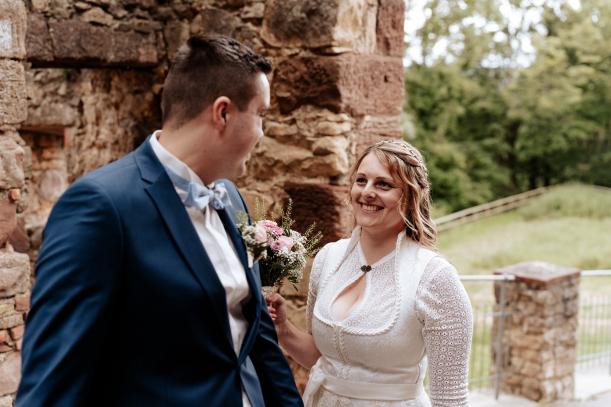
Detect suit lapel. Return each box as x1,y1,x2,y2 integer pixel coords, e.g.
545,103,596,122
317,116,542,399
216,207,249,272
136,141,234,349
216,202,262,362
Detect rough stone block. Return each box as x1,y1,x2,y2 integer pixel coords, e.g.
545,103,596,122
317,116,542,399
8,217,28,253
0,136,25,189
273,54,404,117
8,325,22,340
262,0,337,48
353,115,402,158
0,0,27,59
0,395,13,407
0,314,22,330
496,261,580,286
0,351,20,396
0,250,29,298
13,293,28,312
0,60,26,125
284,182,351,246
376,0,405,57
301,153,349,178
241,3,265,20
164,20,190,62
26,13,54,63
262,0,376,52
47,19,158,67
81,7,114,26
110,29,158,66
0,200,16,249
31,0,49,13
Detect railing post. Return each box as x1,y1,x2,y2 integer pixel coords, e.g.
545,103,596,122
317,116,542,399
493,262,580,403
494,277,507,400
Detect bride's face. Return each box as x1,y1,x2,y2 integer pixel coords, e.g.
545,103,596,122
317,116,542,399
350,153,405,234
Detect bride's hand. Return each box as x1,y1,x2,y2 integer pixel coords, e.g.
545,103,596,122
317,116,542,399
266,292,288,326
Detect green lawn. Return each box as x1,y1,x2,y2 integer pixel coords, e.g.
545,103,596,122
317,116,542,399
437,184,611,303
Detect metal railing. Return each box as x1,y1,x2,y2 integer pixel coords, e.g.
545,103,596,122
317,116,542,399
459,275,515,398
577,270,611,373
434,188,546,231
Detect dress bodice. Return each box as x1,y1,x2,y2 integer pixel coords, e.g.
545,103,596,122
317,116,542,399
305,228,473,407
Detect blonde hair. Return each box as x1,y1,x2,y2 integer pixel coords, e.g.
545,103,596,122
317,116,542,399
350,139,437,249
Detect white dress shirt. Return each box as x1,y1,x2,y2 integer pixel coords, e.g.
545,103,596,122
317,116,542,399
150,132,252,407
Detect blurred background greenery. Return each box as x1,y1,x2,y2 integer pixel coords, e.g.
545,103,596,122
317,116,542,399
403,0,611,214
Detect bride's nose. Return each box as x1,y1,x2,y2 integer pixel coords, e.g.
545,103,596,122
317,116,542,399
362,183,376,198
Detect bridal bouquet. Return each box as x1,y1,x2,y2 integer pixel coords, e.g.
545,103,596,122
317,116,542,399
238,200,322,291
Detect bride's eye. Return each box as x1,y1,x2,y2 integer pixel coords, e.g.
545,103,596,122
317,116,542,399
355,177,367,185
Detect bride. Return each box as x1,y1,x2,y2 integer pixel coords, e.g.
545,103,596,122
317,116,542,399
267,140,473,406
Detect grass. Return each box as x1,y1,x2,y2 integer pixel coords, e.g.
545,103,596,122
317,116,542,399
437,184,611,303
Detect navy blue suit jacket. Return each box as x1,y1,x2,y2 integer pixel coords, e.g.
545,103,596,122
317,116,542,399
16,139,303,407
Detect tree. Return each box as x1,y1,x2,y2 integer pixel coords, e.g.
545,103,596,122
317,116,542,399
404,0,611,211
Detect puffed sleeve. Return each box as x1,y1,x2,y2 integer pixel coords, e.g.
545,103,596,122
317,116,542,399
306,244,330,334
415,256,473,407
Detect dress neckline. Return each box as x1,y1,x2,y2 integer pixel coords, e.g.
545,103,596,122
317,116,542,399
329,243,396,323
357,242,396,270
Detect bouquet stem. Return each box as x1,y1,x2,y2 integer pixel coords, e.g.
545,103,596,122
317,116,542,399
261,285,277,298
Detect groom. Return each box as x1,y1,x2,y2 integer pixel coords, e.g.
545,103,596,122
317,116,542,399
17,35,303,406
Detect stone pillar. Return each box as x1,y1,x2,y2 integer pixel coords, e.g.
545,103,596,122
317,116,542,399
0,0,31,405
494,262,580,403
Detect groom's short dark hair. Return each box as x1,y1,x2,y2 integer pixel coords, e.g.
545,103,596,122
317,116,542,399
161,34,272,130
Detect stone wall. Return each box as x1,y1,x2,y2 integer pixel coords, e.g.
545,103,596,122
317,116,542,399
0,1,31,405
0,0,406,397
493,262,580,403
22,0,405,248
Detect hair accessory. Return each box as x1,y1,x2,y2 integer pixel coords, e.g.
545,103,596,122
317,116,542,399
375,139,424,167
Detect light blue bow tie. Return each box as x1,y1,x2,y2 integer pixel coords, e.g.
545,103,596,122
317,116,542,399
164,167,230,211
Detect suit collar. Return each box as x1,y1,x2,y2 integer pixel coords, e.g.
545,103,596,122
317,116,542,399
134,136,165,184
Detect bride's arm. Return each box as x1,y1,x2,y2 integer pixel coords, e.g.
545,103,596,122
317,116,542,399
266,243,330,369
416,257,473,407
267,293,321,368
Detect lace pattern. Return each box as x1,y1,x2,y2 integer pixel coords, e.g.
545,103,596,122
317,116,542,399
415,257,473,407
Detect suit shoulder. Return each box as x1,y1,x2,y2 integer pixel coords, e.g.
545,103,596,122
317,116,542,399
72,153,139,193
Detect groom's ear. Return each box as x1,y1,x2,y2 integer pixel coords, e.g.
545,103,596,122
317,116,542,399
211,96,231,129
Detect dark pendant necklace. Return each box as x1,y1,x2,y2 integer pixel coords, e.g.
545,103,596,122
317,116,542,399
360,265,372,273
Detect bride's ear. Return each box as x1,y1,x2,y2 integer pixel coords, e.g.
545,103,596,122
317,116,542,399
211,96,231,130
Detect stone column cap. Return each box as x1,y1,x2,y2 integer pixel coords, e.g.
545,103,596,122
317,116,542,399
494,261,580,286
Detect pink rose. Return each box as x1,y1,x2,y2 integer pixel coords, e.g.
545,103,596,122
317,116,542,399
277,236,295,252
262,220,283,236
270,239,282,251
254,223,268,243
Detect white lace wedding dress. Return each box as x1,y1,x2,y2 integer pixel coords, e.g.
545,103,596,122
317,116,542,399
303,228,473,407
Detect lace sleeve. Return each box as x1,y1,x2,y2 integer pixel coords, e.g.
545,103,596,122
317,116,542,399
415,256,473,407
306,244,329,334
